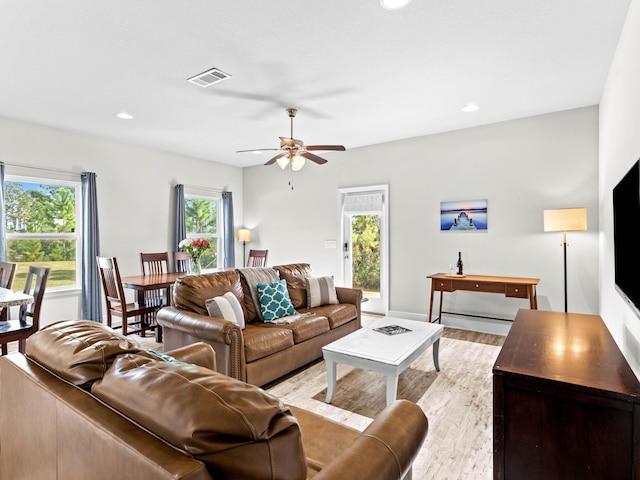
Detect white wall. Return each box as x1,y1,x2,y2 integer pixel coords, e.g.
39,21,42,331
0,116,243,327
0,87,603,338
599,0,640,376
244,107,600,324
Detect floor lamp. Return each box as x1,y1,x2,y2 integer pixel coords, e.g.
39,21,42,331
238,228,251,267
543,208,587,313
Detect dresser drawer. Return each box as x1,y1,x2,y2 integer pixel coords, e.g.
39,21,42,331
506,284,529,298
453,280,504,294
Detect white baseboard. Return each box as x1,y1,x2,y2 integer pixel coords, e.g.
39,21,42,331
387,309,511,336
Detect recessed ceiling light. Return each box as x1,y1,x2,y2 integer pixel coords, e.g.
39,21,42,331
461,104,479,113
252,150,262,155
381,0,411,10
116,112,134,120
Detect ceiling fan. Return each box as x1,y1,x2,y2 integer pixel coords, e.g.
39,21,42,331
236,108,345,171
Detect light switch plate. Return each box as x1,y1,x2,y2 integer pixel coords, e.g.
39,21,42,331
325,240,337,249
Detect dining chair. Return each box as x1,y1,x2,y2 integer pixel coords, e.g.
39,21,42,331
173,250,192,273
97,256,159,336
140,251,170,303
247,249,268,267
0,262,17,322
0,265,50,355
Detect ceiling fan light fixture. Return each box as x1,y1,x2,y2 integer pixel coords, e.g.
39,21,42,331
291,155,306,171
381,0,411,10
276,156,290,170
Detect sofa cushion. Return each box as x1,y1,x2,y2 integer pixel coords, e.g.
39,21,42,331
306,276,339,308
257,280,297,321
242,324,295,362
300,303,358,329
205,292,245,329
255,314,330,344
273,263,313,309
25,320,141,387
91,354,307,480
173,270,247,318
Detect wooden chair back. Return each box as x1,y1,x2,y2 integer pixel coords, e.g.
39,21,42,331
247,249,268,267
19,266,50,330
140,252,169,275
97,256,127,310
0,262,17,322
173,251,192,273
0,262,17,290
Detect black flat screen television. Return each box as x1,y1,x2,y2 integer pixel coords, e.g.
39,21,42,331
613,158,640,317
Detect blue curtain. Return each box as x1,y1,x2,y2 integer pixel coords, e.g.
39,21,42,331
222,191,235,268
81,172,102,322
174,184,186,253
0,163,6,262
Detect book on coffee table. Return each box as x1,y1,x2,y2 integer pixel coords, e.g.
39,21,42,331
374,324,412,335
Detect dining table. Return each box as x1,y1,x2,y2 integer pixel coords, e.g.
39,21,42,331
120,271,187,342
0,287,33,312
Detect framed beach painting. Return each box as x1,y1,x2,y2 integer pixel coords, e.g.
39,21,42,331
440,199,488,231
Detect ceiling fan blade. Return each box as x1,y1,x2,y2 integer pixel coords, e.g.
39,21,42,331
305,145,346,151
265,152,287,165
236,148,282,153
301,151,328,165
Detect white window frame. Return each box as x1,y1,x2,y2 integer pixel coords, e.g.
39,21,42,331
184,191,224,270
5,174,83,292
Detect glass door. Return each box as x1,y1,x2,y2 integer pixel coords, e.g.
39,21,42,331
339,186,388,315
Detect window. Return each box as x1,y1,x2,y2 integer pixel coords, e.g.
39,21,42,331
5,176,82,291
184,193,222,270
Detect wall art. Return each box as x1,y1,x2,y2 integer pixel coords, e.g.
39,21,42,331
440,199,488,231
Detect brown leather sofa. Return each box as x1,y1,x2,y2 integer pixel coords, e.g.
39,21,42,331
0,320,428,480
157,263,362,386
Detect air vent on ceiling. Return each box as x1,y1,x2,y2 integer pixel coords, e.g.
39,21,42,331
187,68,231,88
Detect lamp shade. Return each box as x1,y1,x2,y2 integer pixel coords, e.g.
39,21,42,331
543,208,587,232
237,228,252,242
276,156,290,170
291,154,305,171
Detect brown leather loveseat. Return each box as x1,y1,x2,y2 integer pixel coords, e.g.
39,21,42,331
157,263,362,386
0,320,428,480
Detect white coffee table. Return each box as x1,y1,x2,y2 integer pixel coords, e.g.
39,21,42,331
322,316,444,406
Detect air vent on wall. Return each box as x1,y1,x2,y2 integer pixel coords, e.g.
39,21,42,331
187,67,231,88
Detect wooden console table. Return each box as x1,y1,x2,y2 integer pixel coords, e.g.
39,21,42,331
427,273,539,323
493,309,640,479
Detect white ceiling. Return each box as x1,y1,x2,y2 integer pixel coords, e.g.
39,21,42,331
0,1,631,168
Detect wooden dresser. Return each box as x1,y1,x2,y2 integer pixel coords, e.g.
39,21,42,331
493,309,640,479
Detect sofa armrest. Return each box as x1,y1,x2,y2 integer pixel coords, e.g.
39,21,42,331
165,342,216,371
314,400,428,480
335,286,363,305
335,286,363,322
157,306,241,346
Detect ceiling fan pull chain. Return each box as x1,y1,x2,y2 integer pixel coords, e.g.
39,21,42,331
289,163,294,190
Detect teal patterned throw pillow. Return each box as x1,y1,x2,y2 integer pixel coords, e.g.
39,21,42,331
256,279,297,322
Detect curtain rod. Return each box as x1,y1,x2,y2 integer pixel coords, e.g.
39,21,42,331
1,162,88,176
179,183,226,194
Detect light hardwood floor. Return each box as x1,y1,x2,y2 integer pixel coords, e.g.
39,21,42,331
6,314,505,479
265,314,505,480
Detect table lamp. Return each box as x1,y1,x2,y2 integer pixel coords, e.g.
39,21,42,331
543,207,587,312
238,229,252,267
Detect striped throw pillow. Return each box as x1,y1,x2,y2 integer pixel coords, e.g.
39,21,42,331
205,292,245,329
305,276,339,308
